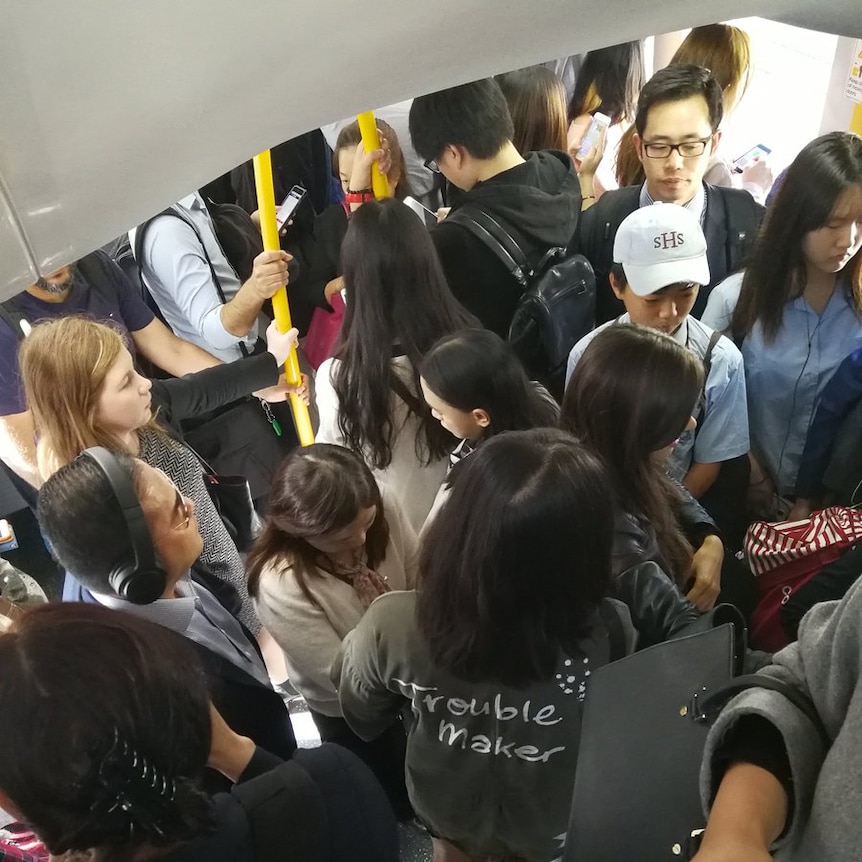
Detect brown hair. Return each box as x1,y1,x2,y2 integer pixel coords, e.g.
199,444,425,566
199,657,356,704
495,66,568,154
246,444,390,605
560,325,703,584
334,118,411,200
19,317,160,481
671,25,752,114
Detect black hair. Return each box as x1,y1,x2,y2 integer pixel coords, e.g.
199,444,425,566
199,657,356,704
37,452,147,594
568,40,645,125
419,329,559,440
409,78,515,162
333,199,475,468
417,428,614,687
0,603,213,858
732,131,862,343
634,64,724,137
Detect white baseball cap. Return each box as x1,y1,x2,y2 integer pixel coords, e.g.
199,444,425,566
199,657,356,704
613,203,710,296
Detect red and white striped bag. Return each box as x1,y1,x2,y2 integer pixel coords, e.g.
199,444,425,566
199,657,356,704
745,506,862,651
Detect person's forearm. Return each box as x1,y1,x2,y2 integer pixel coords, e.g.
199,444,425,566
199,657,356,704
220,282,265,337
158,338,221,377
697,762,788,857
683,461,721,498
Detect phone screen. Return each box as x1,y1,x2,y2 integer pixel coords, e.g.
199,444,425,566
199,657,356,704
733,144,771,173
276,185,307,230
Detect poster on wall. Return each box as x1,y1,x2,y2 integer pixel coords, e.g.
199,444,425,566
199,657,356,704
846,39,862,104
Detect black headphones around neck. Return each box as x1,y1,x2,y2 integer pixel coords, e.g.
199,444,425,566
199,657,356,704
81,447,167,605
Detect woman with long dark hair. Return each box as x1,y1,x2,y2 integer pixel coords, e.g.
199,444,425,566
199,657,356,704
335,429,635,862
314,198,475,530
703,132,862,506
246,443,415,817
560,324,759,627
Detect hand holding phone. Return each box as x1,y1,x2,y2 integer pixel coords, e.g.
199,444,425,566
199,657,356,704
732,144,770,174
276,185,307,231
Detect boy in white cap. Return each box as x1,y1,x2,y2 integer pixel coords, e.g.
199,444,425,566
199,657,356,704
565,203,749,544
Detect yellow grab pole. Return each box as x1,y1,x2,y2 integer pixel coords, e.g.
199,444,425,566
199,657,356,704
356,111,391,199
850,103,862,136
252,149,315,446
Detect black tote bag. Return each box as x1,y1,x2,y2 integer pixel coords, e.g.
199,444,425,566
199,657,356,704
564,624,827,861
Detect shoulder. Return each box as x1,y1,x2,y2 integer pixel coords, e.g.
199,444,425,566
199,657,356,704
688,317,743,367
364,590,417,626
706,185,765,223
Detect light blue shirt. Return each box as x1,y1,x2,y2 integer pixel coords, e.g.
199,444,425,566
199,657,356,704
132,192,257,362
94,573,270,686
703,272,862,494
565,313,749,481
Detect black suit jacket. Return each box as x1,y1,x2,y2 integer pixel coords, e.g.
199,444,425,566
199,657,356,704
574,183,765,324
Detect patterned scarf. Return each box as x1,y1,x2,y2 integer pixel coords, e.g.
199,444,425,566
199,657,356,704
324,553,391,610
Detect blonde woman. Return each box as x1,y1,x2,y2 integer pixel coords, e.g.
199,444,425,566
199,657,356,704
19,315,302,629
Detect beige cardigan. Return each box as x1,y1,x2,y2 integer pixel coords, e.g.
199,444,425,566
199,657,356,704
252,487,418,716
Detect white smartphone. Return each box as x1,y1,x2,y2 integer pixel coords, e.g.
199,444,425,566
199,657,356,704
275,185,307,230
732,144,771,174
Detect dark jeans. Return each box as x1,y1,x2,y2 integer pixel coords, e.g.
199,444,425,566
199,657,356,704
309,710,413,821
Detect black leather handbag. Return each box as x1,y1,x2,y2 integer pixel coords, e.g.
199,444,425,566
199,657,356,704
202,472,263,553
563,621,826,861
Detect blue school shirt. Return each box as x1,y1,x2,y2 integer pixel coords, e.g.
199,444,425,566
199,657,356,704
703,272,862,495
565,313,749,482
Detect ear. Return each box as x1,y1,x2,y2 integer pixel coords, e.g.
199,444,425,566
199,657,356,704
709,129,722,154
449,144,468,170
472,408,491,429
609,270,627,300
633,132,645,165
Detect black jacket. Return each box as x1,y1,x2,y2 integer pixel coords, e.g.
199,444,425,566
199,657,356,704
165,745,399,862
610,483,719,648
152,352,279,440
66,563,297,763
575,183,764,323
432,150,580,338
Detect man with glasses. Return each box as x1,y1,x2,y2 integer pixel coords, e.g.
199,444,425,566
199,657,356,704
574,64,764,323
409,78,580,338
37,451,297,765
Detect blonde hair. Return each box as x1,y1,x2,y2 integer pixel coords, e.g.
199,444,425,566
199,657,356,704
671,24,752,113
19,317,149,480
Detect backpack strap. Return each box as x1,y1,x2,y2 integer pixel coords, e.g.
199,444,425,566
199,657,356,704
75,250,123,307
135,206,250,356
693,328,723,439
446,207,532,288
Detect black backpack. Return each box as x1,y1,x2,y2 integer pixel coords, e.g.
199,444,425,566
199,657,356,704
445,207,596,399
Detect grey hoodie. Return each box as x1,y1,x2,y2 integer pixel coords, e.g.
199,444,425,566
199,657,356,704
701,578,862,860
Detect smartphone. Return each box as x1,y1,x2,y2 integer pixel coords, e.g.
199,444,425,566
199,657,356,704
275,185,307,230
732,144,771,174
403,195,437,229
